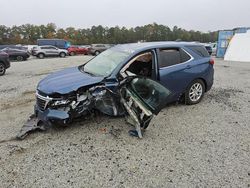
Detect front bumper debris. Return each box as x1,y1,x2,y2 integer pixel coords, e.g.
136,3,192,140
16,107,71,139
16,114,46,140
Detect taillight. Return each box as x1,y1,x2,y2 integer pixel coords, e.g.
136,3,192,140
209,59,215,65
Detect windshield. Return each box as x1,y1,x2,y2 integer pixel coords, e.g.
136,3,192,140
83,48,131,77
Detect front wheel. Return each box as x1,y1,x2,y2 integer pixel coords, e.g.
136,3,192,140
16,56,24,61
70,52,75,56
185,79,205,105
0,62,6,76
94,51,100,56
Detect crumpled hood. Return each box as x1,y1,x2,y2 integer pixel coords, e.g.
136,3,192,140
37,67,104,95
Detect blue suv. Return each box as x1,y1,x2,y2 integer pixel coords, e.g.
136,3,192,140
18,42,214,139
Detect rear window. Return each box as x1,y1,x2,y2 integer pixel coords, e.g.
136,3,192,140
158,48,191,68
187,46,209,57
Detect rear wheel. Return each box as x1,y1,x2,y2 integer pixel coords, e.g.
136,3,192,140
37,53,45,59
185,79,205,105
16,56,24,61
0,62,6,76
59,52,66,58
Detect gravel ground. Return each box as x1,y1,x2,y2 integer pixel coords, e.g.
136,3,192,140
0,56,249,188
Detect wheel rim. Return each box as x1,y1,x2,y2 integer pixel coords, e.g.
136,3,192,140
39,54,44,58
95,51,100,55
17,56,23,61
189,83,203,102
70,52,74,56
61,53,65,57
0,64,5,74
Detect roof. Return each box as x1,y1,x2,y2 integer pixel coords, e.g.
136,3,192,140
113,41,201,53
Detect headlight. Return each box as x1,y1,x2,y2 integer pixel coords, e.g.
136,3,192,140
52,100,70,106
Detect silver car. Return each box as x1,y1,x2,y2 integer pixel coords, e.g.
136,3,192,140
32,45,68,59
89,44,111,56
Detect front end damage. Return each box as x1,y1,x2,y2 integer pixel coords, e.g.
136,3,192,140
17,77,170,139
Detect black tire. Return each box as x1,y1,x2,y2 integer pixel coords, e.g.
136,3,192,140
70,52,75,56
185,79,205,105
37,53,45,59
59,52,66,58
16,56,24,61
94,51,100,56
0,62,6,76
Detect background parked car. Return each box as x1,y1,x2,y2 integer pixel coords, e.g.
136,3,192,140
0,45,28,51
0,51,10,76
67,46,89,56
0,48,30,61
209,42,217,55
37,39,71,49
32,45,68,59
88,44,111,56
200,43,212,56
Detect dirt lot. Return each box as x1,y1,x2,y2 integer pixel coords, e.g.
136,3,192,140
0,56,249,187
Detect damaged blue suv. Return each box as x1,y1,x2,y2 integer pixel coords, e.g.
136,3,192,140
18,42,214,139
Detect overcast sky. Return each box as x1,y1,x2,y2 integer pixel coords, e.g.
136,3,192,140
0,0,249,32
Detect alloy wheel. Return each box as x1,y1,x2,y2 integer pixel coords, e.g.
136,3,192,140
16,56,24,61
189,83,203,102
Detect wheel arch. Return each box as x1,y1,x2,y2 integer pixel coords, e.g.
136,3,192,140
185,77,207,93
37,52,45,56
196,77,207,92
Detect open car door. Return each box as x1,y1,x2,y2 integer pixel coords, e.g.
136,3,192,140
120,77,171,138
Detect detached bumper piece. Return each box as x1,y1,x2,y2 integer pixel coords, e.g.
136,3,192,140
16,109,70,140
16,114,46,140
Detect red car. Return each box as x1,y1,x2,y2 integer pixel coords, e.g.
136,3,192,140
67,46,89,56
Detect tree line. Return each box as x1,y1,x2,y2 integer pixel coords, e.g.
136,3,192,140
0,23,218,45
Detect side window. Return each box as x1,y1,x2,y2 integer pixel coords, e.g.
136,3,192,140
120,51,153,78
187,46,209,57
47,46,56,49
158,48,191,68
41,47,48,49
180,48,191,62
158,49,181,68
